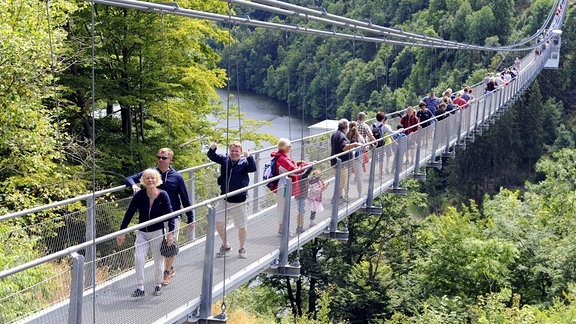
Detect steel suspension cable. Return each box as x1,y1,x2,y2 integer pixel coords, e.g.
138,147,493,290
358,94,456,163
44,0,65,188
90,2,98,322
89,0,566,53
86,0,524,51
214,1,237,317
160,12,172,146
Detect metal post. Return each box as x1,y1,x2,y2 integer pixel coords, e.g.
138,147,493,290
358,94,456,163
67,252,84,324
186,170,196,242
426,122,442,169
467,96,474,135
253,152,261,214
267,178,300,276
497,86,503,117
331,158,342,216
187,170,196,206
199,207,217,320
278,177,292,267
456,106,466,149
481,93,488,130
84,197,95,288
389,136,407,195
442,116,454,159
365,149,377,206
412,128,426,181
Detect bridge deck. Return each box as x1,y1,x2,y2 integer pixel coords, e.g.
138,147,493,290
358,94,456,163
1,49,553,324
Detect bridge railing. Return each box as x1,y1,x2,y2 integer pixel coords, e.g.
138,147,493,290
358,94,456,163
0,48,547,323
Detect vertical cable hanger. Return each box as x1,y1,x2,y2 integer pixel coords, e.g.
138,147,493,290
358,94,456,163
160,12,171,146
233,23,242,141
299,15,309,163
89,2,98,322
44,0,65,187
286,33,292,143
213,1,236,320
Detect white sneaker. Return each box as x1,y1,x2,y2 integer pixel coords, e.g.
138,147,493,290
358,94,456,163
238,248,247,259
277,231,294,237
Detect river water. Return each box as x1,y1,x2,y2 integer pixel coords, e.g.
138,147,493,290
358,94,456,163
216,89,317,149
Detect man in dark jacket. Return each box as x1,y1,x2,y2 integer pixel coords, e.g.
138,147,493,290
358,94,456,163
126,147,194,286
208,140,257,259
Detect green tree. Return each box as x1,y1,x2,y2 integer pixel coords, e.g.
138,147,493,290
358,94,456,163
0,0,86,214
414,204,517,302
465,6,498,45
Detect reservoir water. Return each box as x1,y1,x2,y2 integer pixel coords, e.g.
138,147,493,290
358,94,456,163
216,89,317,148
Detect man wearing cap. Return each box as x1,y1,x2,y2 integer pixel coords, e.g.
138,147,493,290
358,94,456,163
357,112,376,146
421,90,440,115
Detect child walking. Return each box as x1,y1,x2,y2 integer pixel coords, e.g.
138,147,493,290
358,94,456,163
306,170,330,228
295,160,314,234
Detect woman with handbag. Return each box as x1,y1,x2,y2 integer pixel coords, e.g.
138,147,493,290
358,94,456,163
117,168,175,297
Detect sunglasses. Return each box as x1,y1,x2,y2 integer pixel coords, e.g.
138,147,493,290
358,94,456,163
157,156,170,160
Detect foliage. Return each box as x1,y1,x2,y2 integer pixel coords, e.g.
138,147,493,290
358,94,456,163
0,0,87,215
0,222,59,322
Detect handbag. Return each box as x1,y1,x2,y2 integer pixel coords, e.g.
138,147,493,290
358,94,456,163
160,232,179,257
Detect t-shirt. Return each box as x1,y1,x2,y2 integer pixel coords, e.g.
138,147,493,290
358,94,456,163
452,97,467,109
421,96,441,115
417,109,434,128
330,129,350,166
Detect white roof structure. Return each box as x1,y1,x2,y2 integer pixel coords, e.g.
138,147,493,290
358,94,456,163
308,119,339,135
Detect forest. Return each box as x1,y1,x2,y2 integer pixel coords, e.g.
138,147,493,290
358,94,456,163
1,0,576,322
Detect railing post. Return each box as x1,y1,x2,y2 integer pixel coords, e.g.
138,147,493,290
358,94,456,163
412,128,426,181
361,146,384,213
84,196,96,288
365,149,377,206
456,107,466,149
186,170,196,206
196,206,226,322
318,160,349,241
426,122,442,169
442,116,455,159
481,93,488,130
268,178,300,277
253,152,261,215
497,86,503,117
389,136,407,195
504,80,510,105
331,158,342,210
467,96,474,135
278,177,292,267
68,252,84,324
186,170,196,241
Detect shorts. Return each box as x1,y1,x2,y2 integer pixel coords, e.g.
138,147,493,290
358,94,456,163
295,197,306,215
215,200,248,229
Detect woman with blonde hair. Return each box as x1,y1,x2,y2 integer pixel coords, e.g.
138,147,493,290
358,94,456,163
117,168,174,298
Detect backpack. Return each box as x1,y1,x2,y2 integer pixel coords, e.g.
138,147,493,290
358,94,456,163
263,157,279,191
371,123,384,147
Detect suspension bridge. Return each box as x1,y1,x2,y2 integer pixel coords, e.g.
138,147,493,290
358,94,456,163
0,0,568,323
